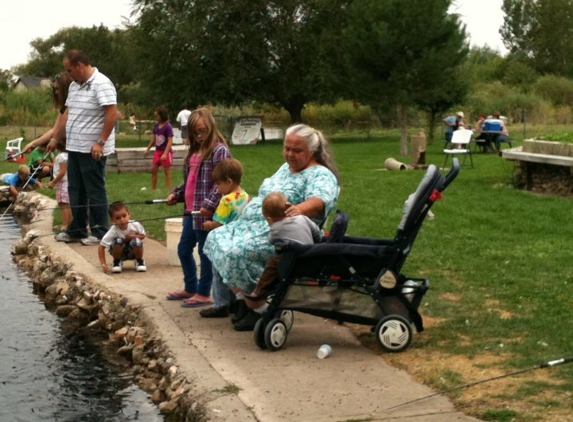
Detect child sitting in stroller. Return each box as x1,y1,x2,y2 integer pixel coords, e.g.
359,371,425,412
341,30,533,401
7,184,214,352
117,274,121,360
245,192,321,310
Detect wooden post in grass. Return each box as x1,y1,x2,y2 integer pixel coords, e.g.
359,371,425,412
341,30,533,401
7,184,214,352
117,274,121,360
410,131,427,169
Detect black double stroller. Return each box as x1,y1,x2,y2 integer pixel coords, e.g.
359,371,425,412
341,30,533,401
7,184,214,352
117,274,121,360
253,159,460,353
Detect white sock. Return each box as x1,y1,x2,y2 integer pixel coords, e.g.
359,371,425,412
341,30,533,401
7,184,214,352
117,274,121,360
235,292,245,301
253,303,268,314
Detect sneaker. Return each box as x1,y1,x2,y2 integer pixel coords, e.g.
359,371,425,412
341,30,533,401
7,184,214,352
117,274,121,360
111,260,122,273
54,232,73,243
135,259,147,272
81,235,100,246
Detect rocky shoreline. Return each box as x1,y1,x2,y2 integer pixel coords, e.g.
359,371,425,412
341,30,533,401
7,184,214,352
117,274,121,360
1,190,483,422
5,191,206,421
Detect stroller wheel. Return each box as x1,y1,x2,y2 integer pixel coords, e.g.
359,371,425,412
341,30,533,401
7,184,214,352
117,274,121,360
254,318,267,350
375,315,413,353
275,310,294,331
264,318,288,351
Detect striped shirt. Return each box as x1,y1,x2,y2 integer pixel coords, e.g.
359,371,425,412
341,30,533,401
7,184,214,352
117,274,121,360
65,68,117,155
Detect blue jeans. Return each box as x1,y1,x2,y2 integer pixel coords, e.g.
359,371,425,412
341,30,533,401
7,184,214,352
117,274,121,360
66,151,109,239
493,134,509,149
178,216,212,297
211,270,230,308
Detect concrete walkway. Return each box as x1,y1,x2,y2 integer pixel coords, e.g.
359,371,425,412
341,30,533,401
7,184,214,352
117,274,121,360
31,210,481,422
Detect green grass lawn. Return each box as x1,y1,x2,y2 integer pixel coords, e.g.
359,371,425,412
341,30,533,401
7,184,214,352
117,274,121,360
2,134,572,420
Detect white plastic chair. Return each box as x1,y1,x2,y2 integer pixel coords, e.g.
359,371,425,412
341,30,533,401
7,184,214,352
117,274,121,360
5,137,24,160
442,129,473,170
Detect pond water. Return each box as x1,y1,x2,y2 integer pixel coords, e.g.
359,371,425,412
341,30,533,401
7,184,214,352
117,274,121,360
0,215,164,421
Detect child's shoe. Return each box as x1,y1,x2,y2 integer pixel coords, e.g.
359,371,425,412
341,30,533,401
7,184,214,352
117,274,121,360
135,259,147,272
111,260,122,273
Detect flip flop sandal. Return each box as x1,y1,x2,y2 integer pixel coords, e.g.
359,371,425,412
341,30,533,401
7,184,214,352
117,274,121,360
181,298,213,308
166,290,194,300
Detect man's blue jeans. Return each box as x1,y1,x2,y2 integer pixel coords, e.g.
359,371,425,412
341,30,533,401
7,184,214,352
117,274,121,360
178,216,212,297
66,151,109,239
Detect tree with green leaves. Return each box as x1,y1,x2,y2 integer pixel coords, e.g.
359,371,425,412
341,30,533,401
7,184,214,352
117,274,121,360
132,0,350,122
342,0,468,150
502,0,573,77
0,70,12,92
14,25,136,87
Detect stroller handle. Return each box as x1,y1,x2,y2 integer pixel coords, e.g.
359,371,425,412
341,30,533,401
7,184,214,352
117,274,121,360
442,158,460,190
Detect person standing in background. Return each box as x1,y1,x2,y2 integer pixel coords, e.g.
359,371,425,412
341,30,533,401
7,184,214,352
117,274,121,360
176,104,192,145
144,105,174,190
442,111,465,144
129,113,137,131
115,110,123,134
52,49,117,245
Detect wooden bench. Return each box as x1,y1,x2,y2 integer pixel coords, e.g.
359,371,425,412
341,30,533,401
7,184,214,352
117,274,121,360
500,138,514,148
106,146,187,173
472,135,514,153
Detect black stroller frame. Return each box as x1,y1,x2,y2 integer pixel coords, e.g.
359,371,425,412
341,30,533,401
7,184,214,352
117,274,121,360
254,159,460,353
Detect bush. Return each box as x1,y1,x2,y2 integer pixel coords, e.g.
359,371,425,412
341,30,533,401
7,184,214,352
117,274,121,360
0,88,54,126
534,75,573,106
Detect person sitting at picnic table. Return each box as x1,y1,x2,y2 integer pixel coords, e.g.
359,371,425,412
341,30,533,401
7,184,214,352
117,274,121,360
478,112,509,155
443,111,465,144
488,111,509,155
474,113,487,132
203,123,340,332
473,113,488,152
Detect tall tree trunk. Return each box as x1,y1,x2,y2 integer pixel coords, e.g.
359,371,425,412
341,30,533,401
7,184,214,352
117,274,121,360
398,104,408,156
286,104,304,124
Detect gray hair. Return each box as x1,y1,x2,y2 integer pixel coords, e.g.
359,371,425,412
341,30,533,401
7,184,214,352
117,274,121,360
285,124,340,182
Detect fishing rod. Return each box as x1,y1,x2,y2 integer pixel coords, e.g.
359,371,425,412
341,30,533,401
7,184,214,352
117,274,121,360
35,198,176,212
144,199,170,204
384,356,573,412
0,151,26,163
1,199,17,220
28,212,200,240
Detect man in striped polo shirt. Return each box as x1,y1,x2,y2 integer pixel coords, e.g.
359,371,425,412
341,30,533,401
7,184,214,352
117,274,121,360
52,50,117,245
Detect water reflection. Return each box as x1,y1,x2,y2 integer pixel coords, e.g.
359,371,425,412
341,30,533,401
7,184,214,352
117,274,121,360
0,217,163,422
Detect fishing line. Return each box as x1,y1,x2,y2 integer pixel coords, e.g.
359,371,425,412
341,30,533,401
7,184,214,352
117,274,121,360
384,356,573,412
